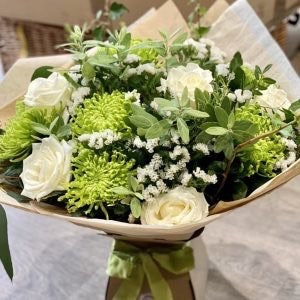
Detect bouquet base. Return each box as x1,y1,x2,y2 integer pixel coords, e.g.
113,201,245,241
105,236,208,300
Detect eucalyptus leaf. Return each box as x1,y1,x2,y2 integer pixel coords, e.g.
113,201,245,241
228,112,235,129
32,123,50,136
129,176,138,192
129,115,154,129
130,104,158,123
82,62,95,79
180,87,189,107
177,117,189,143
0,205,13,281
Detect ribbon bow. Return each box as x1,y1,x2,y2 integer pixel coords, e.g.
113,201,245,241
106,240,195,300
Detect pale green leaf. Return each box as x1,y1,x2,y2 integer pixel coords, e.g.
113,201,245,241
177,117,189,143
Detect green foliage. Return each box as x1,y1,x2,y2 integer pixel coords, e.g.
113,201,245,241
0,102,58,161
63,147,135,215
31,66,52,81
0,205,13,281
71,91,131,136
109,2,128,21
235,105,285,177
130,39,160,62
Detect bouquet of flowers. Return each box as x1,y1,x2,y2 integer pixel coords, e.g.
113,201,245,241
0,0,299,298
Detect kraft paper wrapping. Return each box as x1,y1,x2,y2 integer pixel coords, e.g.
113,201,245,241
0,0,299,242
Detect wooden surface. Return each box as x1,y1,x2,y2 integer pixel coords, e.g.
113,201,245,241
1,176,299,300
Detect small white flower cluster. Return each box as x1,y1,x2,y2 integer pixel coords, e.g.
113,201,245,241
183,38,208,59
78,129,121,149
180,171,192,186
193,167,218,184
275,151,296,171
68,72,82,83
228,89,252,103
275,138,297,171
126,63,156,78
150,100,159,111
170,130,180,145
67,87,91,115
124,89,141,105
123,54,140,64
193,143,210,155
216,63,230,77
199,38,227,64
133,136,159,153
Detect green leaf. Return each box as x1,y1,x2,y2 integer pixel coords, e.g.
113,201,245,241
180,87,189,107
82,62,95,79
56,125,71,139
194,88,206,111
130,104,158,123
130,198,141,218
93,26,105,41
109,2,128,21
229,52,243,72
0,204,13,280
177,117,189,143
233,130,254,143
182,109,209,119
32,123,50,135
289,99,300,112
199,122,218,130
129,115,154,129
221,97,231,114
263,64,272,74
263,77,276,84
49,116,59,132
31,66,52,81
214,106,228,128
111,186,134,196
224,141,234,159
145,120,170,139
172,32,188,45
128,176,138,192
232,180,248,200
205,126,228,136
214,133,232,153
228,112,235,129
233,120,257,133
195,26,210,37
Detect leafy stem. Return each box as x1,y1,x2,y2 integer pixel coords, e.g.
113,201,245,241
216,118,298,197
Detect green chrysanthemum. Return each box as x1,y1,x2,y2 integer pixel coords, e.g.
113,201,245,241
0,102,57,161
64,147,135,214
71,91,130,136
130,39,159,62
235,104,285,177
241,65,268,89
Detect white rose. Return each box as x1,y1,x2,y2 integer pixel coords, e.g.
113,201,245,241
20,136,72,200
254,84,290,110
141,186,209,226
165,63,213,105
24,72,72,108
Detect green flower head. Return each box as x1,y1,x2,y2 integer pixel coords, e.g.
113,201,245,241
71,91,131,136
130,39,159,62
64,146,135,214
235,104,285,177
0,102,57,161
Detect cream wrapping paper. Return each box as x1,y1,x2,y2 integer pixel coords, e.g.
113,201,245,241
0,0,299,242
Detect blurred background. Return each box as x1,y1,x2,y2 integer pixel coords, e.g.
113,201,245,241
0,0,300,80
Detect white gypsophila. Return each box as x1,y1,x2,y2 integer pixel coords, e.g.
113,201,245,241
253,84,290,110
281,137,297,151
136,63,156,75
183,38,208,59
68,72,82,83
169,145,190,162
181,171,192,186
124,54,140,64
137,154,163,183
150,100,159,111
124,89,141,105
193,143,209,155
24,72,72,108
67,87,90,115
234,89,253,103
165,63,213,105
78,130,121,150
216,63,230,77
170,129,180,144
133,136,145,148
210,46,226,64
157,77,168,94
142,185,160,201
145,139,160,153
156,179,169,194
193,167,218,184
275,151,296,171
20,136,72,201
141,186,209,225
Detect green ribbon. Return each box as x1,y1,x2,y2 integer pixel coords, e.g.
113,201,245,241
106,240,195,300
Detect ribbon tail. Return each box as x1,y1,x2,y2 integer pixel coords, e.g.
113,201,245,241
141,253,173,300
112,264,144,300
